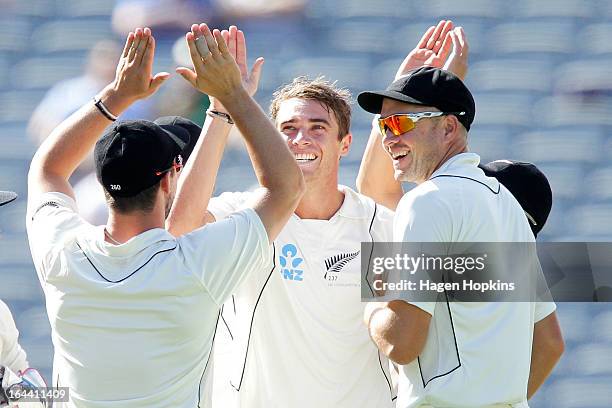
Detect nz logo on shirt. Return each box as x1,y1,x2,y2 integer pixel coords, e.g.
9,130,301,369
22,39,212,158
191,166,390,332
324,251,360,281
280,243,304,281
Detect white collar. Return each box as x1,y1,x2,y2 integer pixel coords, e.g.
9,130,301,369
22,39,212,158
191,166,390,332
429,152,481,179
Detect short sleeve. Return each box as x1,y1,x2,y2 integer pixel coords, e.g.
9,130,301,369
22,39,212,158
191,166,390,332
393,186,454,316
535,301,557,322
208,192,252,221
26,192,88,282
394,186,453,243
178,208,272,306
0,300,28,373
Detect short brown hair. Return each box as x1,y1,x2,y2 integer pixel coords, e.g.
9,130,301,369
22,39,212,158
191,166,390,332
270,76,352,140
104,182,159,214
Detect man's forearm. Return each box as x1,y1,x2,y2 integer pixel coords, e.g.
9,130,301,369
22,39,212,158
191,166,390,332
527,312,564,399
166,114,232,236
30,85,133,181
527,350,560,399
365,301,430,366
357,126,403,210
221,88,302,193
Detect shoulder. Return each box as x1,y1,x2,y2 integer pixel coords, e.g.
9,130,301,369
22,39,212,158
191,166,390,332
397,181,453,214
340,186,394,239
341,186,394,221
215,190,255,206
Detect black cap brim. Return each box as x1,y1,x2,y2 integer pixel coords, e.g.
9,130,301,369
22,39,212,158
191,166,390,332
0,191,17,206
357,90,428,115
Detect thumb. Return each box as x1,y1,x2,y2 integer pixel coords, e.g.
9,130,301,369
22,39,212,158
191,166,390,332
250,57,265,86
175,67,197,86
442,32,458,71
150,72,170,92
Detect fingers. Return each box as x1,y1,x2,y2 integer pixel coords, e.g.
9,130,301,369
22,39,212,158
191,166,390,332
121,31,135,58
199,23,220,58
213,29,231,57
185,32,206,74
426,20,445,49
426,20,452,50
176,67,197,86
455,27,468,53
228,25,238,60
138,28,154,67
417,26,435,49
437,30,453,60
433,20,453,54
150,72,170,93
236,29,247,71
221,29,230,53
127,27,143,62
250,57,265,87
134,28,149,65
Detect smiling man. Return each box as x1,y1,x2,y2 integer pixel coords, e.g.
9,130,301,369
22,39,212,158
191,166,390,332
206,77,397,407
356,67,564,407
169,57,397,405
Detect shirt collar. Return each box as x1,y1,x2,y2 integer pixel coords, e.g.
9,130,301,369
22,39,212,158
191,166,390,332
428,152,500,192
429,152,481,179
333,185,369,220
91,226,176,257
292,185,370,222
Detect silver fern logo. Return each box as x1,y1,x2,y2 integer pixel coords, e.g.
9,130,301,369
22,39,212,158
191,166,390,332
324,251,360,281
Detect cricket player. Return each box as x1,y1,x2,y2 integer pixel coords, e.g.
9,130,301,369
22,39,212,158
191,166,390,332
26,26,303,407
356,36,564,408
168,25,397,407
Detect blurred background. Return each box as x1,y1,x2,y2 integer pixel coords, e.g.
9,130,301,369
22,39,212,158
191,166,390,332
0,0,611,406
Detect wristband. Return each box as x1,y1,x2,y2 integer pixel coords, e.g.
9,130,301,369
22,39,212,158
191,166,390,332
93,96,118,122
206,109,234,125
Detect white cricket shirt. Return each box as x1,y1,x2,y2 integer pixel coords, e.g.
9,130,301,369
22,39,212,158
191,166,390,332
0,299,29,374
208,186,397,408
393,153,556,408
26,191,271,408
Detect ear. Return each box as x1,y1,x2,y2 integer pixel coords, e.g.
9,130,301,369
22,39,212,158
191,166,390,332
443,115,460,142
159,173,172,194
339,133,352,157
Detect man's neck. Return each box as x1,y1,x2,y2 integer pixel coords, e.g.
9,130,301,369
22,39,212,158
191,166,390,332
294,181,345,221
105,209,165,244
418,145,469,185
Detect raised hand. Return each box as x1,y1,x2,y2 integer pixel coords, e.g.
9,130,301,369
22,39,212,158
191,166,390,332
395,20,457,80
113,27,170,101
442,27,469,81
176,23,245,103
224,26,264,97
210,26,265,113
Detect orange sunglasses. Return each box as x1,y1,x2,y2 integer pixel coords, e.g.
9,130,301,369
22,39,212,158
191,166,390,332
155,154,183,176
378,111,466,136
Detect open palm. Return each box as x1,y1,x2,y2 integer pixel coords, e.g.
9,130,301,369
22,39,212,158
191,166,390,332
394,20,468,81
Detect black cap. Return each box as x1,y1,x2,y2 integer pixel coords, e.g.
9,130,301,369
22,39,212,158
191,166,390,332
95,120,190,197
0,191,17,206
358,67,476,131
479,160,552,237
154,116,202,162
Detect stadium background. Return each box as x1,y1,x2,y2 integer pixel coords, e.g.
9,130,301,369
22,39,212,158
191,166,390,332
1,0,611,406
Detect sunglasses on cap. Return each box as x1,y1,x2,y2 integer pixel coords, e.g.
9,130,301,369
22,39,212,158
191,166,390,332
378,111,466,136
155,155,183,176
